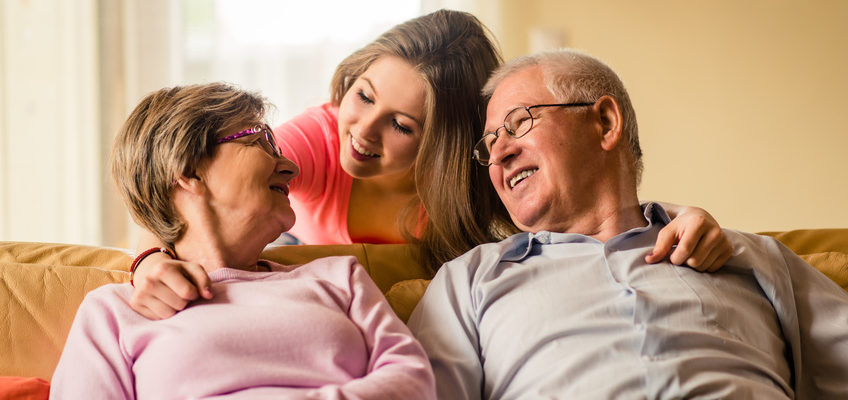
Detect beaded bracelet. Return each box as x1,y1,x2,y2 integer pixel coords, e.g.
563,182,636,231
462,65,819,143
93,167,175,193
130,247,175,287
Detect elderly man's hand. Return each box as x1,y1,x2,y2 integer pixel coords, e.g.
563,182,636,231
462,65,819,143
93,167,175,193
130,253,213,320
645,206,733,272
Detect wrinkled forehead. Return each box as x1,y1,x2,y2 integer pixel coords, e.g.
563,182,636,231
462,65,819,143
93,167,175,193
484,67,551,130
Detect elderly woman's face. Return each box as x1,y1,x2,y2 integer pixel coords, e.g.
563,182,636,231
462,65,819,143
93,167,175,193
198,128,299,245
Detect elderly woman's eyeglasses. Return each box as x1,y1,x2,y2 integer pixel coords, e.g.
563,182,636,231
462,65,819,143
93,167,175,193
217,124,282,158
473,102,595,166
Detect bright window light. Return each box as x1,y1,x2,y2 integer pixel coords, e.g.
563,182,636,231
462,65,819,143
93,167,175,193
215,0,420,46
179,0,420,122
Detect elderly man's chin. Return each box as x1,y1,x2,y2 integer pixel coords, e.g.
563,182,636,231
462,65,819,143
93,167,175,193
507,209,549,234
496,185,546,233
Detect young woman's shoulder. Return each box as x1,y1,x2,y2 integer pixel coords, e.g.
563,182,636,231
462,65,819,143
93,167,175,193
273,103,343,198
274,103,339,152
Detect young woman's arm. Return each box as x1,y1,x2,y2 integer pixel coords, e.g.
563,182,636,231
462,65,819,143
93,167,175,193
130,230,212,320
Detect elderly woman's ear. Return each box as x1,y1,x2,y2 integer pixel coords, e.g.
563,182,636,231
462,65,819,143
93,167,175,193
174,174,206,195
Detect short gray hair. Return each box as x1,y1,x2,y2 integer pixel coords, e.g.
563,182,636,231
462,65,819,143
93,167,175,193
483,49,643,184
111,83,269,246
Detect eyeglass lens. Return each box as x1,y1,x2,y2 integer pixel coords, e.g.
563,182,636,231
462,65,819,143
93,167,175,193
260,126,282,158
475,107,533,165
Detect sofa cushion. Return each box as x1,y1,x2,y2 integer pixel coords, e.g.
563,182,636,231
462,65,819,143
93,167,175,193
763,229,848,290
762,228,848,255
797,252,848,290
386,278,432,323
0,376,49,400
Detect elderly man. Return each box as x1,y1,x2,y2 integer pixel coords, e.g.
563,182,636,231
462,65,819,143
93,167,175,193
407,49,848,399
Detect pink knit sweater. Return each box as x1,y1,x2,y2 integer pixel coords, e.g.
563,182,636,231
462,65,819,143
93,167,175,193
50,256,435,399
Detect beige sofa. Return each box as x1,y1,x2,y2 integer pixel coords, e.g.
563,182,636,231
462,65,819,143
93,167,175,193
2,229,847,384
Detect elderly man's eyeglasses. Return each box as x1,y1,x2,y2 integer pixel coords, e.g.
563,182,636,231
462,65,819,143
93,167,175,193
217,124,282,158
473,102,595,166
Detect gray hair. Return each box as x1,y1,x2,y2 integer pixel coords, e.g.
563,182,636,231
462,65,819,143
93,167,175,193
111,83,269,246
483,49,643,184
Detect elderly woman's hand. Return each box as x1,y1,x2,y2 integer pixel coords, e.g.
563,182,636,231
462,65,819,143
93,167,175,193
646,205,733,272
130,252,213,320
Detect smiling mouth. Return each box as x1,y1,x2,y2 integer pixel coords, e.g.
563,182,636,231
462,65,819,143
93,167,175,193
351,137,378,157
509,168,538,189
270,185,288,195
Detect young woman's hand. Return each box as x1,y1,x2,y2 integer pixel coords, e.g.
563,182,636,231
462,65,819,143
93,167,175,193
130,252,213,320
647,205,733,272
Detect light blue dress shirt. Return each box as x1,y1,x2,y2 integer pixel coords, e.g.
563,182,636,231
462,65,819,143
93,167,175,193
408,203,848,399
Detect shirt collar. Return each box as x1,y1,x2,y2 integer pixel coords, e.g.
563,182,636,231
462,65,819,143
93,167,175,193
499,202,672,262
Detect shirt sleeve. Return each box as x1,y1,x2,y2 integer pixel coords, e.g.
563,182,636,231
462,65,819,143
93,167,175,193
407,254,485,400
307,260,436,400
49,287,135,399
775,240,848,397
728,230,848,398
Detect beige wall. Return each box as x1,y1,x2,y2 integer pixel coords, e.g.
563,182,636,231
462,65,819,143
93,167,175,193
2,1,844,247
480,0,848,232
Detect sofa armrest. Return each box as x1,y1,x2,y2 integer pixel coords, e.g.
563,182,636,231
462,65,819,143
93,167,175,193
0,261,128,380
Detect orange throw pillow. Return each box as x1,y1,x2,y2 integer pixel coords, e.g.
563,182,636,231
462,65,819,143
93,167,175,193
0,376,49,400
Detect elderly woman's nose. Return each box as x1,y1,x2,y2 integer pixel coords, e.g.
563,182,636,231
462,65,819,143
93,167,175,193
277,156,299,178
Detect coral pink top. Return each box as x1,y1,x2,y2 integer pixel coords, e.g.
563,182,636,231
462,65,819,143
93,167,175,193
275,103,353,244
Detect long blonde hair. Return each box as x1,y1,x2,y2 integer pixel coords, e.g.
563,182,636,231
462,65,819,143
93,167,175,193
331,10,517,272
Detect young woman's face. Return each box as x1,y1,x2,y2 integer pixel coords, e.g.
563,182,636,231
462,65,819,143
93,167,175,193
337,56,427,182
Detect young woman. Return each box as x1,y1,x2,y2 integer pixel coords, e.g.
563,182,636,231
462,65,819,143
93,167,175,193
130,10,732,320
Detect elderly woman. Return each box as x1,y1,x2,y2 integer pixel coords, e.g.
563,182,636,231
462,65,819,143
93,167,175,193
49,83,435,399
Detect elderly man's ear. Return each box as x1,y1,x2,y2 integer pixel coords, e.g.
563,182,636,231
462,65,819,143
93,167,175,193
595,95,624,151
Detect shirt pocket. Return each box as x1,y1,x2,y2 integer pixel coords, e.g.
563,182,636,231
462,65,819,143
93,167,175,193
672,265,782,346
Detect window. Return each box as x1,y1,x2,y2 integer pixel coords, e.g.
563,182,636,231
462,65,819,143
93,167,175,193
179,0,420,123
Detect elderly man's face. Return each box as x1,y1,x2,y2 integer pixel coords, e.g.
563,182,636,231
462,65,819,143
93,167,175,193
484,66,603,233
